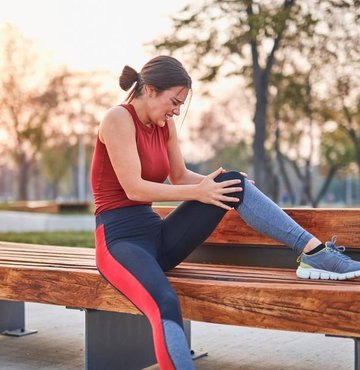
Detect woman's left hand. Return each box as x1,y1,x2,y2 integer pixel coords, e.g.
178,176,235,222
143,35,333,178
239,172,255,185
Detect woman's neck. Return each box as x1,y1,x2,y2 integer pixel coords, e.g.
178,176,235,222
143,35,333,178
130,99,152,127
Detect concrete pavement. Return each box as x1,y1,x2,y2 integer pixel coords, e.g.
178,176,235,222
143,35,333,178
0,302,354,370
0,211,94,232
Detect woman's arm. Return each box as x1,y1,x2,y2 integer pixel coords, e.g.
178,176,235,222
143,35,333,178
99,107,242,210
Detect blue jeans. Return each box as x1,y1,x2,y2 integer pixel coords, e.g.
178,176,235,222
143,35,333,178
235,176,313,255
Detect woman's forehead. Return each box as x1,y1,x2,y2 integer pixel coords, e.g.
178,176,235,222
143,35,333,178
167,86,189,101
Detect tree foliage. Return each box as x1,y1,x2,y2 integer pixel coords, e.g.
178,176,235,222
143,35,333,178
152,0,318,197
0,24,114,200
151,0,359,204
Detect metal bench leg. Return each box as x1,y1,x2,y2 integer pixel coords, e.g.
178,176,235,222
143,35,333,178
85,310,158,370
0,300,37,337
184,320,208,361
85,310,205,370
355,338,360,370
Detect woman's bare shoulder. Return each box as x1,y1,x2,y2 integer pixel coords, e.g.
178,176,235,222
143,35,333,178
99,105,134,142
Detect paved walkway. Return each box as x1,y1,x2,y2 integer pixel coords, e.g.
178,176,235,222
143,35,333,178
0,302,354,370
0,211,94,232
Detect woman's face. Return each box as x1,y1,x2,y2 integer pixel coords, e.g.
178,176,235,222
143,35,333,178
147,86,189,127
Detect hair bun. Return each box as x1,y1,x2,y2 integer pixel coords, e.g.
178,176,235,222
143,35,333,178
119,65,139,91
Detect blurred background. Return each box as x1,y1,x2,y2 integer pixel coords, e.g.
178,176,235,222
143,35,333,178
0,0,359,215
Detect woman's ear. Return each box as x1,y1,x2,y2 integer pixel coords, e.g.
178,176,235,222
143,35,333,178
144,84,156,97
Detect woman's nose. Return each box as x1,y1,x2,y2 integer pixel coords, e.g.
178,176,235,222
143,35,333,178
173,106,180,116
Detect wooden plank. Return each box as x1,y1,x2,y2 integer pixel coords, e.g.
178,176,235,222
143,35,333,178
175,277,360,336
0,265,359,337
167,265,360,286
0,255,95,266
0,241,94,255
154,207,360,248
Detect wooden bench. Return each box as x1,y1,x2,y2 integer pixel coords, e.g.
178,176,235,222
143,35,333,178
1,207,360,370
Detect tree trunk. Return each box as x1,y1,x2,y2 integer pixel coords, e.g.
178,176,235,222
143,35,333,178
275,117,296,204
253,74,273,196
356,145,360,176
313,165,339,208
52,180,59,200
17,152,30,201
304,159,314,206
276,152,296,205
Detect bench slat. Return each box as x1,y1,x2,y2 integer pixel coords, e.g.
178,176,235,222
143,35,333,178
0,264,359,337
155,207,360,248
0,241,93,255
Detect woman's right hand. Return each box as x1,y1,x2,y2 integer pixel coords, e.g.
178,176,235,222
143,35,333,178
196,168,243,211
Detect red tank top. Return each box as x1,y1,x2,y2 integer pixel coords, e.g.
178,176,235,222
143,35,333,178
91,104,170,215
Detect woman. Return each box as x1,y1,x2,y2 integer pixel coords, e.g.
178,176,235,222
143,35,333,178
91,55,360,370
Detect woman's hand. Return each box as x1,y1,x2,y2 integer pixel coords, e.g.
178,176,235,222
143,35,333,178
196,168,243,211
239,171,255,185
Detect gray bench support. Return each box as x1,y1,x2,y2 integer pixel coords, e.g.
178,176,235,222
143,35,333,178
0,300,37,336
326,334,359,370
85,309,195,370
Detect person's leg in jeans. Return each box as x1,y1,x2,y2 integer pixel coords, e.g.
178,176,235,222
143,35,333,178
159,170,312,270
235,176,313,255
160,171,245,270
234,173,360,280
162,170,360,280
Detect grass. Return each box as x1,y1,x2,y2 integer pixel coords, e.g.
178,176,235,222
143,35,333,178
0,231,95,248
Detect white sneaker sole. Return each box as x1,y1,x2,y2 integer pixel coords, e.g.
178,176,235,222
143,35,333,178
296,267,360,280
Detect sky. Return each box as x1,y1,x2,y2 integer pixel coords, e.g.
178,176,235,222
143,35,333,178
0,0,215,160
0,0,253,161
0,0,190,73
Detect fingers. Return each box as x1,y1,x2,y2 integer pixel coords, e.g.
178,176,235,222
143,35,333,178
213,201,233,211
208,167,225,179
222,187,242,194
219,179,242,188
220,195,241,203
239,172,256,184
213,196,240,210
215,192,242,206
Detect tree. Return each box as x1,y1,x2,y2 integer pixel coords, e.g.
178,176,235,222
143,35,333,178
152,0,318,197
41,143,76,199
315,129,355,207
0,24,115,200
0,24,68,200
187,91,253,174
152,0,359,201
323,77,360,173
270,64,357,207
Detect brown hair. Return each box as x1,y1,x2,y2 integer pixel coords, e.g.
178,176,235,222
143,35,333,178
119,55,192,102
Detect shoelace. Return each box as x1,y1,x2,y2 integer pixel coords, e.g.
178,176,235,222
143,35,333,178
325,236,351,260
297,235,350,263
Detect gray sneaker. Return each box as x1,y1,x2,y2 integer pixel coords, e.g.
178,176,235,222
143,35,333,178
296,236,360,280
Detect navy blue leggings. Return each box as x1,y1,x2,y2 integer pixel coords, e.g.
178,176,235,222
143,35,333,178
95,171,244,370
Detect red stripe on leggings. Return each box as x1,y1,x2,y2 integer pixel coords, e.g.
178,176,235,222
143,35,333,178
95,225,175,370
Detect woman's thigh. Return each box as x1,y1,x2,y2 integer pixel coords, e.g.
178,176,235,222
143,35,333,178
159,171,245,270
96,223,182,325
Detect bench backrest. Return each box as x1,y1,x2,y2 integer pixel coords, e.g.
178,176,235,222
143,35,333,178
154,207,360,248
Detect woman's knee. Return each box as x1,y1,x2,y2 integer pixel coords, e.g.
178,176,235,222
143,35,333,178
214,170,246,206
